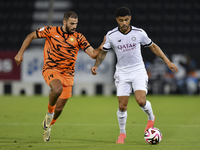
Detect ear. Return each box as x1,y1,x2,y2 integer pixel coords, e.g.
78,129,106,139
116,17,118,22
63,20,66,25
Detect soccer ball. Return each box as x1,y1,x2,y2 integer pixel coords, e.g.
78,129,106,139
144,127,162,145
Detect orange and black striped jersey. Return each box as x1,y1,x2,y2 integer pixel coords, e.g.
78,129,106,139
36,26,91,77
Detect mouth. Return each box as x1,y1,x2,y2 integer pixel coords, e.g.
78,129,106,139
71,28,76,32
122,26,127,30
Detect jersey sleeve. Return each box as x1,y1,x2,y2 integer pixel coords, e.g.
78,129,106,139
140,29,153,47
36,26,51,38
78,34,91,51
103,32,112,51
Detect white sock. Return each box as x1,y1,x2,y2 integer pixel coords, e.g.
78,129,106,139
117,108,127,134
47,111,54,117
140,100,154,121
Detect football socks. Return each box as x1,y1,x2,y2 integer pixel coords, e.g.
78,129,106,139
48,103,56,114
140,100,154,121
117,108,127,134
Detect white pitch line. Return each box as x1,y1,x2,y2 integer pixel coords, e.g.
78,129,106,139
0,123,199,128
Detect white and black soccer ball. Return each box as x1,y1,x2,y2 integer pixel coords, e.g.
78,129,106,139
144,127,162,145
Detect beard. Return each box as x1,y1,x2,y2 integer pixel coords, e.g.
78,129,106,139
120,25,129,32
65,25,76,34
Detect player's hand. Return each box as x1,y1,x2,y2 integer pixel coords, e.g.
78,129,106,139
167,62,178,73
91,66,98,75
14,53,23,66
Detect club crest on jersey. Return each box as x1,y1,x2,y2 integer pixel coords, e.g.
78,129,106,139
69,37,75,42
131,36,136,41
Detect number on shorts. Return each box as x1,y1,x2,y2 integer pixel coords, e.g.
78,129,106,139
48,74,54,80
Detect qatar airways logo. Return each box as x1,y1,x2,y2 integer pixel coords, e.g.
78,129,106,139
117,43,136,52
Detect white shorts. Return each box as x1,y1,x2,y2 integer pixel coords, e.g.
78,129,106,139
114,69,148,96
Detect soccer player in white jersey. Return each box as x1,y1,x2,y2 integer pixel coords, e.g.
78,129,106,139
91,7,178,144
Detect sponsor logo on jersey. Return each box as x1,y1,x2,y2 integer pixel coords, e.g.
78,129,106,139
39,27,45,31
117,43,136,52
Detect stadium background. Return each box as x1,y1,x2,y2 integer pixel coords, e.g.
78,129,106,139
0,0,200,95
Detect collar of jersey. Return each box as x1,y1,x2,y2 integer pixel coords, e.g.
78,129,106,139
118,26,132,35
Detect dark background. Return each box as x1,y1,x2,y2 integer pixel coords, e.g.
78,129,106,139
0,0,199,63
0,0,199,95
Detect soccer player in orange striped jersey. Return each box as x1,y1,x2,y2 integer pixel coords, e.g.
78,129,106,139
14,11,105,142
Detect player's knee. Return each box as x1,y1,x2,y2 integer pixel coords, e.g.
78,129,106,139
135,96,146,106
119,103,127,111
136,98,146,106
137,100,146,107
52,86,63,96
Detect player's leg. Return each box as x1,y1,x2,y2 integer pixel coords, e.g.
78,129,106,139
116,96,129,144
43,85,72,142
135,90,154,120
134,91,155,132
42,70,65,142
50,97,68,126
43,97,69,142
43,79,63,130
133,70,155,132
115,79,132,143
42,79,63,142
49,79,63,106
49,78,73,127
117,96,129,133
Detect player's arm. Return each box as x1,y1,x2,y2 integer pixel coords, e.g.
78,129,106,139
149,43,178,73
85,36,106,59
14,31,38,66
85,46,101,59
91,50,108,75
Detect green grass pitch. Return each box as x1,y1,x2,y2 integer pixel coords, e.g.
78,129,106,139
0,95,200,150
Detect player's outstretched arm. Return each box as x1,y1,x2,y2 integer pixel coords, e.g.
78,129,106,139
85,36,106,59
91,50,107,75
149,43,178,73
14,31,38,66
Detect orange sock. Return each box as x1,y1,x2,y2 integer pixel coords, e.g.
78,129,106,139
48,103,56,114
50,119,57,126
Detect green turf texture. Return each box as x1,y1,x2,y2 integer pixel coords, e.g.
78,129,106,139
0,95,200,150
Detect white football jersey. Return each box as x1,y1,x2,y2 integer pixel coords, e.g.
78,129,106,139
103,26,152,72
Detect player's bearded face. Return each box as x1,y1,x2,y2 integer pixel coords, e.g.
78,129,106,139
63,18,78,34
116,16,131,33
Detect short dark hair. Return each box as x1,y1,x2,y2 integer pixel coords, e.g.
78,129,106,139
64,11,78,20
115,7,131,17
